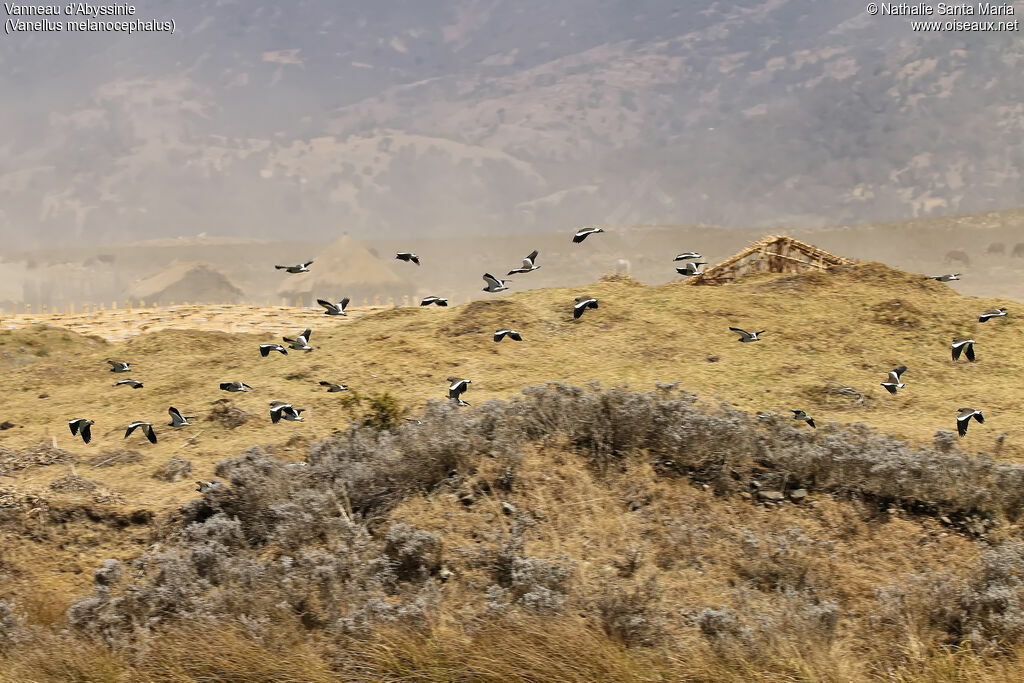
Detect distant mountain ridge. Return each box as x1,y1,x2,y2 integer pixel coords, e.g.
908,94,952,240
0,0,1021,248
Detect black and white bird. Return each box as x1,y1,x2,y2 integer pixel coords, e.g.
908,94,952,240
572,226,604,243
880,366,907,395
730,327,766,342
319,381,348,392
673,252,702,261
283,328,313,352
113,379,144,389
275,261,313,274
124,421,157,444
507,250,540,275
978,307,1007,322
420,296,448,307
220,381,252,393
951,337,976,362
482,273,509,292
270,403,305,423
68,418,94,444
573,296,599,319
168,407,194,427
107,360,131,373
956,408,984,438
447,377,471,399
395,252,420,265
929,273,960,282
791,410,816,428
494,329,523,342
317,298,350,316
675,262,707,276
450,397,471,407
259,343,288,357
195,480,219,493
404,417,424,425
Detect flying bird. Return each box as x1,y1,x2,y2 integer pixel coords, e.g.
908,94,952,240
275,261,313,274
124,421,157,444
68,418,94,444
283,328,313,352
168,407,194,427
978,307,1007,322
572,226,605,243
447,377,471,399
573,296,599,319
951,337,976,362
880,366,907,395
404,418,424,425
270,403,305,423
450,397,471,407
113,379,144,389
319,381,348,392
494,329,523,342
730,327,766,342
420,296,448,307
107,360,130,373
929,273,960,282
220,381,252,393
675,262,707,276
956,408,984,438
507,250,541,275
482,273,509,292
195,480,219,493
395,252,420,265
673,252,702,261
259,344,288,357
791,410,816,428
317,298,350,316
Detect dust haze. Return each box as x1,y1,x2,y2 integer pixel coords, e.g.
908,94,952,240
1,0,1023,307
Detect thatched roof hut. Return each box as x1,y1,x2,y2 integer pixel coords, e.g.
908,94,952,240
128,261,244,305
276,235,414,306
687,235,852,286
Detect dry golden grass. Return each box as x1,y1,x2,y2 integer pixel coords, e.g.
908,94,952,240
0,261,1022,680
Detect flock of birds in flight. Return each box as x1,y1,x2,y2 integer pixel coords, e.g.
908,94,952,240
64,227,1010,464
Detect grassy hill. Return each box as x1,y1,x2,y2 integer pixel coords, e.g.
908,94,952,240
0,260,1022,680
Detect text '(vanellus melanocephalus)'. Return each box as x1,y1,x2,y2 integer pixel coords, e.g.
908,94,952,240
317,298,350,316
929,273,960,282
275,261,313,274
113,379,143,389
881,366,907,395
420,296,448,306
494,329,523,342
791,409,816,428
482,273,509,292
979,307,1007,322
730,327,765,342
220,382,252,393
676,262,707,276
68,418,94,444
573,296,599,319
107,360,130,373
572,226,604,243
283,328,313,352
952,337,976,362
319,381,348,392
259,343,288,357
168,407,194,427
396,252,420,265
270,403,305,423
956,408,984,437
447,377,471,399
507,250,540,275
125,421,157,444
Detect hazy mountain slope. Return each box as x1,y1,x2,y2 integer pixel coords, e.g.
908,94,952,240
1,0,1022,248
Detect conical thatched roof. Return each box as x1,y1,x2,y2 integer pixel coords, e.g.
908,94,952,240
276,235,413,305
687,235,852,286
128,261,244,303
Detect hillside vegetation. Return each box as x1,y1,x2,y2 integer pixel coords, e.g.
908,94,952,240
0,262,1022,680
